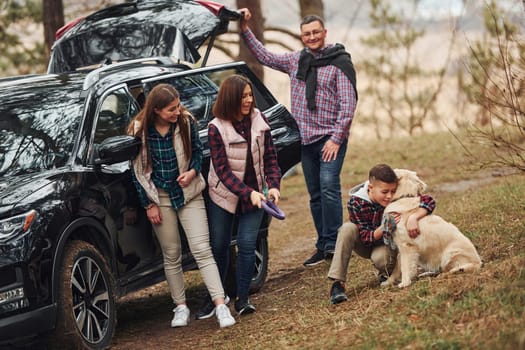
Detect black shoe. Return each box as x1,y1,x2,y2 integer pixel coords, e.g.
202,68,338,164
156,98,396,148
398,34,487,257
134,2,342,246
330,281,348,304
324,249,335,260
195,298,215,320
303,250,325,267
234,298,256,316
195,295,230,320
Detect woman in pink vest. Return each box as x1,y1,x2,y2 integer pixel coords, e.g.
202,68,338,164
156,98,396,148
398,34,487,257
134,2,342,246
197,75,281,318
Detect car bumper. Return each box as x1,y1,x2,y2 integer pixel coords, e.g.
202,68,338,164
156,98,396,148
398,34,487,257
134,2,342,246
0,303,56,342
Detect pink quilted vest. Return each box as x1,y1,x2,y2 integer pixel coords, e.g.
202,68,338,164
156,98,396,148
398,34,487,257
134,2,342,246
208,108,270,213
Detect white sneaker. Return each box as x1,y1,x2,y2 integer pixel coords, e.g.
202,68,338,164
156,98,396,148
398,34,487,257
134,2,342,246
216,304,236,328
171,304,190,327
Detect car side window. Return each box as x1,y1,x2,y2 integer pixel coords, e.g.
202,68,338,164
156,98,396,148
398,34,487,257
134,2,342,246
143,67,274,132
94,87,138,144
168,75,217,131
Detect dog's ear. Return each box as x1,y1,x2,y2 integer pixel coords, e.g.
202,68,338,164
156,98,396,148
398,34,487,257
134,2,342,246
394,168,428,196
417,176,427,194
408,171,427,194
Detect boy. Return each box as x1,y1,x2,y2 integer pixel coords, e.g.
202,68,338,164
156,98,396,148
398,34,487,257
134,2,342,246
327,164,436,304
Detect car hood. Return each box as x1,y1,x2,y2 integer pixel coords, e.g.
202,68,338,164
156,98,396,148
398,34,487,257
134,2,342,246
48,0,240,74
0,172,60,216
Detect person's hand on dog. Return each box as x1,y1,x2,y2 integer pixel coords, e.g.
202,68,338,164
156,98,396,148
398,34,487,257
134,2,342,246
407,214,421,238
392,212,401,224
250,190,266,208
267,188,280,205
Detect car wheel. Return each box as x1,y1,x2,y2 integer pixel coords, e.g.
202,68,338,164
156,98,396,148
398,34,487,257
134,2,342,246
54,240,116,350
249,234,268,294
224,234,269,298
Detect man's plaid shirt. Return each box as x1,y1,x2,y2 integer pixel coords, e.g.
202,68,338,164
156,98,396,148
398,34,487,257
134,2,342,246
348,194,436,246
242,29,356,146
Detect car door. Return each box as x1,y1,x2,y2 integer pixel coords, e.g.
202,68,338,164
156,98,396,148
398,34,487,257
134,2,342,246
88,85,164,282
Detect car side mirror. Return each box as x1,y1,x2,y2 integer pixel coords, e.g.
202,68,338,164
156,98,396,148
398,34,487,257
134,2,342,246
94,135,141,165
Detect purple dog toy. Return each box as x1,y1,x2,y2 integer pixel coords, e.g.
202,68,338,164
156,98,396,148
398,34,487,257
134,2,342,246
261,200,286,220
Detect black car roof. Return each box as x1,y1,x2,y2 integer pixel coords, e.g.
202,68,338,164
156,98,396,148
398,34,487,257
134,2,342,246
0,59,191,99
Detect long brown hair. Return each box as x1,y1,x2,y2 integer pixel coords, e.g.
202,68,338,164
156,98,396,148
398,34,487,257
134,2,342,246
127,83,194,167
212,74,254,121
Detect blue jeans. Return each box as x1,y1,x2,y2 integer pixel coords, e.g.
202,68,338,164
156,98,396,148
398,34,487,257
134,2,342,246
208,200,264,300
301,137,348,253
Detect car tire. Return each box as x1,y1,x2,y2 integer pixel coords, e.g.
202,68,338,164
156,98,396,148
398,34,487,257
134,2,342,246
53,240,116,350
250,234,268,294
225,234,269,297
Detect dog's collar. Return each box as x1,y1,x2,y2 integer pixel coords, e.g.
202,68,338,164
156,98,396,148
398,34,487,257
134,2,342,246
392,194,418,202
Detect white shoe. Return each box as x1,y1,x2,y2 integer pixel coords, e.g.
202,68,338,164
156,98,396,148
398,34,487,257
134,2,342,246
216,304,236,328
171,304,190,327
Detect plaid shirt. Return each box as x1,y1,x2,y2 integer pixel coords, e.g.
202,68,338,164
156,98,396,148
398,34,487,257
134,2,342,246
348,193,436,246
132,121,203,210
208,115,280,213
242,29,356,145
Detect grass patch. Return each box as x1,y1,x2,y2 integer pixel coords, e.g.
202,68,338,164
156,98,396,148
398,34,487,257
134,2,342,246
262,130,525,350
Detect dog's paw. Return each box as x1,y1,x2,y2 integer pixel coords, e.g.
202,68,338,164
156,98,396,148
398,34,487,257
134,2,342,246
397,281,412,288
380,280,392,287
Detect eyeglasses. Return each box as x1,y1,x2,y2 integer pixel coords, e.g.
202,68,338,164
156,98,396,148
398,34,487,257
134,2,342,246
301,29,324,38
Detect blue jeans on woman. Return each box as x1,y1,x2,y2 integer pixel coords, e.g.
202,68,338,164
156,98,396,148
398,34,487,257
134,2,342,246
208,199,264,301
301,137,348,254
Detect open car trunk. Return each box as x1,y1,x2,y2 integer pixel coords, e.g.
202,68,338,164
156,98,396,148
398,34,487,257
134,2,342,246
48,0,240,74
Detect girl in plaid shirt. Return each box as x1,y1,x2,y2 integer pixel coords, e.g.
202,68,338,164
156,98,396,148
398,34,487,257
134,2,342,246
128,84,235,329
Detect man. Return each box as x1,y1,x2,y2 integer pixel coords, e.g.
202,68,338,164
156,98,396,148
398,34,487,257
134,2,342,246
239,9,358,266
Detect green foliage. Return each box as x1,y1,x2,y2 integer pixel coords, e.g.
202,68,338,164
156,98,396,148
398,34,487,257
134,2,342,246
0,0,46,75
359,0,447,138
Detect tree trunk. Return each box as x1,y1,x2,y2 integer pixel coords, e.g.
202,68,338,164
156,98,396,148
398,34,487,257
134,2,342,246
298,0,324,19
237,0,265,81
43,0,64,57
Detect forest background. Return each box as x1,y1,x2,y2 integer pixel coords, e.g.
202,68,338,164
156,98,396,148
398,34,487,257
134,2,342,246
1,0,524,165
1,0,524,348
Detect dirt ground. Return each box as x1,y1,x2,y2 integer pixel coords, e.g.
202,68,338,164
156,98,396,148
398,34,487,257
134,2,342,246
108,191,316,350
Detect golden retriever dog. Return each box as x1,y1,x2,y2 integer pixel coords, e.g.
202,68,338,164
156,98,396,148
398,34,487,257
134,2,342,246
381,169,482,288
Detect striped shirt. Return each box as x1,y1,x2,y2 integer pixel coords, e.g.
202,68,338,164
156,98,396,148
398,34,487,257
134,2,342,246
132,120,203,209
242,29,357,145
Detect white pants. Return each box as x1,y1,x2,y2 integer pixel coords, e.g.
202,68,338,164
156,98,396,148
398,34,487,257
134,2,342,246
153,190,224,304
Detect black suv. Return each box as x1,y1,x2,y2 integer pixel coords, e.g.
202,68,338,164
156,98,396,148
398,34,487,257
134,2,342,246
0,1,301,348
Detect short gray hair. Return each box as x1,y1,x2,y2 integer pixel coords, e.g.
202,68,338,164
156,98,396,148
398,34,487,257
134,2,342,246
300,15,325,28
